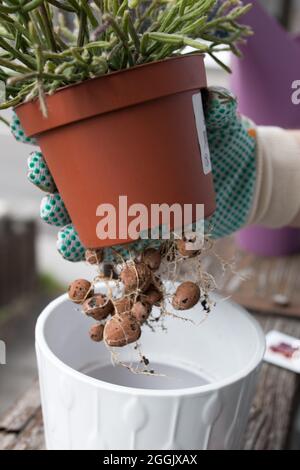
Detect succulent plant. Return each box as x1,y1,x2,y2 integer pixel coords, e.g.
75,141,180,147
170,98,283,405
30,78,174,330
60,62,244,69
0,0,252,113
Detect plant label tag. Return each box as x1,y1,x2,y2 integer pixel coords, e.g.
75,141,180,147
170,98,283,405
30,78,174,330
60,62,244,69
264,330,300,373
192,92,212,175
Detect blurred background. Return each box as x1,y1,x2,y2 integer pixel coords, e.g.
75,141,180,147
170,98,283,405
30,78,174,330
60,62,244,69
0,0,300,447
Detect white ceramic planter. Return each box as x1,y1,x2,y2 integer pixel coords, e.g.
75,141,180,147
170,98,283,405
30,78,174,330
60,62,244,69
36,290,265,450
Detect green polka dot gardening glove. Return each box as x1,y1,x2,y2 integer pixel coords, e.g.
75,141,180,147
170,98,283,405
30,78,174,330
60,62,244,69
11,113,37,145
203,87,257,238
11,87,257,262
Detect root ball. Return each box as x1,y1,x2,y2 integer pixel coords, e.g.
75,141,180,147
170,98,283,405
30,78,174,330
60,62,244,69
176,238,200,257
131,301,152,324
142,285,163,306
142,248,161,271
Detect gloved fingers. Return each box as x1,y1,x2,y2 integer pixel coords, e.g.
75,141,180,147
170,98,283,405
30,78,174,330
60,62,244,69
56,223,139,265
27,151,56,193
40,193,71,227
57,224,85,262
56,225,162,264
11,112,37,145
203,86,238,130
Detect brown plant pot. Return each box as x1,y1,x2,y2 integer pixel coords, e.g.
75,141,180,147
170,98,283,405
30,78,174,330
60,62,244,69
16,54,215,248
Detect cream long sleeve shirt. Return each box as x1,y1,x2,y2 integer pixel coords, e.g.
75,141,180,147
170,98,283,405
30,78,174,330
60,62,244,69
246,127,300,228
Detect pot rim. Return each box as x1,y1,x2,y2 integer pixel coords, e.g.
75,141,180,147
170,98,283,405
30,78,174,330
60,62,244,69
36,293,266,398
15,53,207,137
15,53,204,111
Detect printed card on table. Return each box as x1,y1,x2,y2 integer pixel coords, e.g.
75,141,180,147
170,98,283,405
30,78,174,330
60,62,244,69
264,330,300,373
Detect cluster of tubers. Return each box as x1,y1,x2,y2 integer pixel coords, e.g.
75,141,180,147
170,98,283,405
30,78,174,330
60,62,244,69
68,241,204,349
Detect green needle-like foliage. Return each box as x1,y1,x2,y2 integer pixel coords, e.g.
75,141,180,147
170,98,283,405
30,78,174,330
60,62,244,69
0,0,252,111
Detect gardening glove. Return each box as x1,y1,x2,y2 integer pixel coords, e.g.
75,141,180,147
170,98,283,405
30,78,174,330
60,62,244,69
10,88,258,262
204,88,300,233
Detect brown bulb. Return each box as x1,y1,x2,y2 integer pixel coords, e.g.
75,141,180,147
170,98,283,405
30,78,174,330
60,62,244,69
85,248,103,265
114,296,133,315
89,324,104,342
68,279,92,303
82,294,113,320
172,282,200,310
104,313,141,347
120,262,152,293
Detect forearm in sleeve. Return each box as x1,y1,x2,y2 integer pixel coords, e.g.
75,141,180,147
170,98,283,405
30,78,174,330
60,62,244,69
246,127,300,228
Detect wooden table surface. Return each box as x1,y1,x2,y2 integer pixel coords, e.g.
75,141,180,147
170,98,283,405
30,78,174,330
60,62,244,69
1,311,300,450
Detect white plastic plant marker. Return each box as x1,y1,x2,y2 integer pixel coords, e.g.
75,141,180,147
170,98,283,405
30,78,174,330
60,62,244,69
192,92,212,175
36,285,265,450
264,330,300,373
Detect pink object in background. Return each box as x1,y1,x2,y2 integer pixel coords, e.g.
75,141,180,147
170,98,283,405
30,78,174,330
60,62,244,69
231,0,300,256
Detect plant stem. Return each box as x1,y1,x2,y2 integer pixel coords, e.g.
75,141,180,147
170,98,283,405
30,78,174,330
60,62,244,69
0,115,10,126
77,7,87,46
0,37,35,68
47,0,76,12
71,47,89,67
0,57,32,74
81,0,99,28
126,11,140,52
39,2,58,51
8,71,38,85
208,51,232,73
103,13,134,66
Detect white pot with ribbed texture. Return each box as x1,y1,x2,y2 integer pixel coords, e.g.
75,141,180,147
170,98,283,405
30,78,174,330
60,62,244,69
35,286,265,450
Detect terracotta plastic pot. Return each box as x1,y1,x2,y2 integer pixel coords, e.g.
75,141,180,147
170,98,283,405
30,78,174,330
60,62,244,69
16,55,215,248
